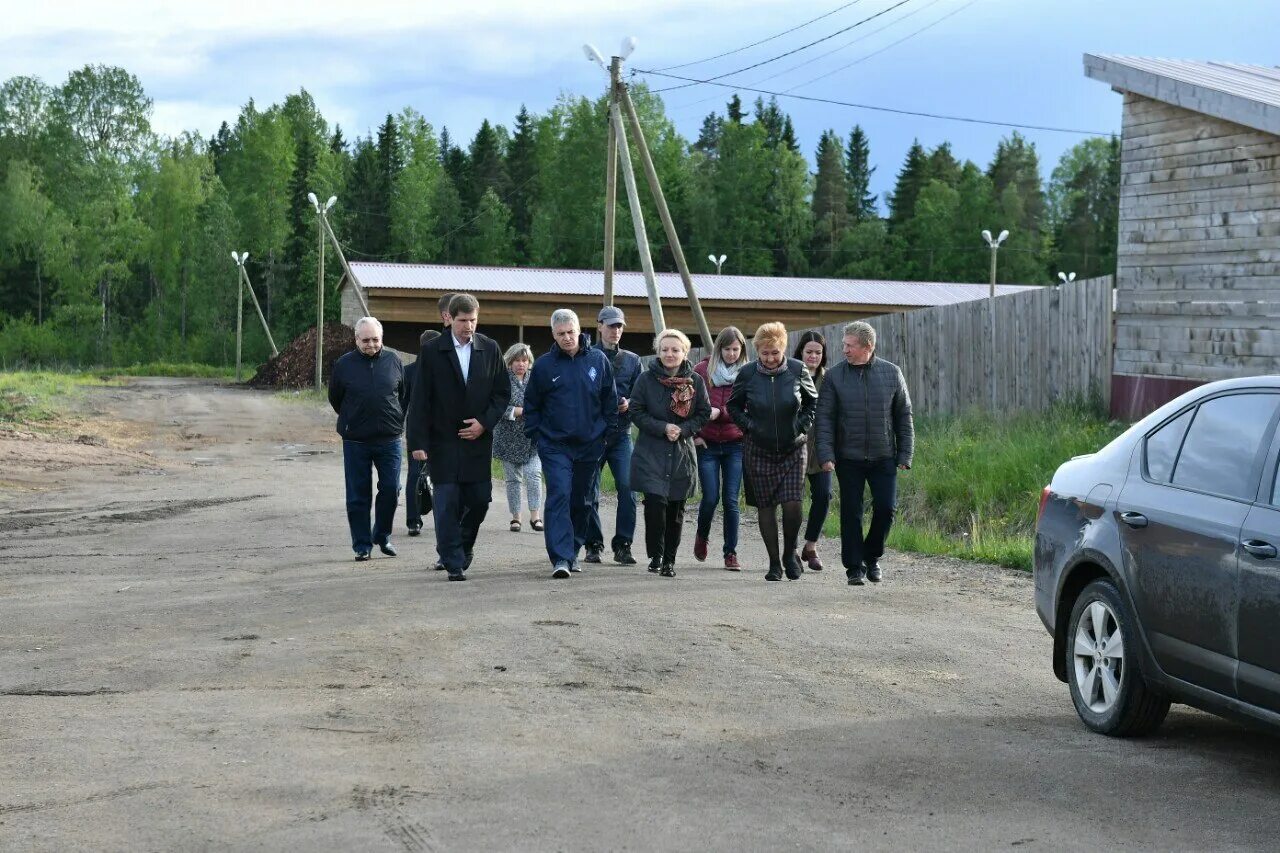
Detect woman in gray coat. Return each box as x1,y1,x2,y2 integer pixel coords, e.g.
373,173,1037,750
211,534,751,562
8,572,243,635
629,329,711,577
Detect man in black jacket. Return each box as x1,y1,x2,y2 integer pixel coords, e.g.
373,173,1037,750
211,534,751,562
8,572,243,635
815,321,914,586
329,317,408,561
406,293,510,580
402,328,442,536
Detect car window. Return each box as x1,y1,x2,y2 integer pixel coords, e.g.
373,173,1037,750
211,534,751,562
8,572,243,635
1145,409,1193,482
1173,394,1280,500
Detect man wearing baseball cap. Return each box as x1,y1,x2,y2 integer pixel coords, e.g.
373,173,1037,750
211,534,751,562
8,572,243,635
584,305,642,565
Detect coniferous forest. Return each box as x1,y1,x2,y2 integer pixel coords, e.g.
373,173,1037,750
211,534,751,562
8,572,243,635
0,65,1120,367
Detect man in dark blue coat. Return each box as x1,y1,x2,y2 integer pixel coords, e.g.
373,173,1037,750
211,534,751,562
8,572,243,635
523,309,618,578
406,293,510,581
328,317,407,561
584,305,641,565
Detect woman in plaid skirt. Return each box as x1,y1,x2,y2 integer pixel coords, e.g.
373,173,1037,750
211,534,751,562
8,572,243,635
726,322,819,581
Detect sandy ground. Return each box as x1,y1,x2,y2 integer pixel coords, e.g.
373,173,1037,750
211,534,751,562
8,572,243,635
1,377,1279,852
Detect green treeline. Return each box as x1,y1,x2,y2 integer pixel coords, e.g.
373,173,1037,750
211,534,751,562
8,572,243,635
0,65,1120,368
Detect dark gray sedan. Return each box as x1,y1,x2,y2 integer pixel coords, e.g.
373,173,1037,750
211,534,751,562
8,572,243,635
1035,376,1280,736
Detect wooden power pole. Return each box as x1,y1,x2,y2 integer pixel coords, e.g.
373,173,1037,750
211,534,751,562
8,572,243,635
603,57,620,308
609,91,665,334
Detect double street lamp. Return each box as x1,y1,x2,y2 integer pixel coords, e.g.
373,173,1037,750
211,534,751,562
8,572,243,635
981,228,1009,298
1058,271,1077,287
708,253,727,275
308,192,337,391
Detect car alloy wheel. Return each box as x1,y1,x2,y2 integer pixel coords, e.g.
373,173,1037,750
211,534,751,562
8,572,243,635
1073,600,1124,714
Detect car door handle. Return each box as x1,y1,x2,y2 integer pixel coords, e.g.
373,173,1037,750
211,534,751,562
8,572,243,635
1242,540,1278,560
1119,512,1148,529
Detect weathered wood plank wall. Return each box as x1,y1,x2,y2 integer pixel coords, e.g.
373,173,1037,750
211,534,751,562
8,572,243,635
1115,93,1280,382
689,276,1113,418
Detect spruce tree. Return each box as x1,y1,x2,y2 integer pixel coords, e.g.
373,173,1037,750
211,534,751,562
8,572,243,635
505,105,538,261
845,125,877,222
694,112,723,159
888,140,928,231
811,130,849,267
467,119,510,214
726,95,744,124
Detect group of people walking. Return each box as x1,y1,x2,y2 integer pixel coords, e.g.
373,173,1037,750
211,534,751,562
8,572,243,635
329,291,914,586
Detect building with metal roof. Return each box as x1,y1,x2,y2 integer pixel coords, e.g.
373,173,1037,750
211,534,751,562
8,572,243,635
338,261,1035,354
1085,54,1280,418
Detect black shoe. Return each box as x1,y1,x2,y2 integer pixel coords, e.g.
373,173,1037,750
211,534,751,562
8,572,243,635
379,541,397,557
613,544,637,565
648,557,661,573
783,551,803,580
585,546,603,564
659,562,676,577
447,572,467,581
848,569,866,586
765,563,783,582
866,562,882,583
354,550,371,562
552,562,572,579
407,523,422,537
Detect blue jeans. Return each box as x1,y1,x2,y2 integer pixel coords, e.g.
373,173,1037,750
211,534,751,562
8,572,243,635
539,438,602,566
695,441,742,556
342,438,402,553
805,470,833,542
834,458,898,573
586,431,636,551
405,456,427,528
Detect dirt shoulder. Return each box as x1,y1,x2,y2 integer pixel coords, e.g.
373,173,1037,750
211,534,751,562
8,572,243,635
1,378,1278,851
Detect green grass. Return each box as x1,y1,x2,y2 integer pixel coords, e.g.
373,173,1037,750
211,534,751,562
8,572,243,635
105,362,238,379
820,403,1128,571
0,371,118,428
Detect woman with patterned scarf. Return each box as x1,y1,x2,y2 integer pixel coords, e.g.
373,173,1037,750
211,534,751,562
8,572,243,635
628,329,712,576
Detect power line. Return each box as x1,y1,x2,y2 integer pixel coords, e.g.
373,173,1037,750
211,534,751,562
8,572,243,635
781,0,979,93
648,0,921,93
664,0,951,117
634,70,1112,135
650,0,868,73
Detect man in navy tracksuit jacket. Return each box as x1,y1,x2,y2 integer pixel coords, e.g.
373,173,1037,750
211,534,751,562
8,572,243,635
523,309,619,578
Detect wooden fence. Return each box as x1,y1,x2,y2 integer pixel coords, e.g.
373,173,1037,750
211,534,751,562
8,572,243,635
688,276,1113,418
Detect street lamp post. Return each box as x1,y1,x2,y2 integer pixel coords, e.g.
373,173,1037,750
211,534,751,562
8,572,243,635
308,192,337,391
231,252,245,382
981,229,1009,298
708,254,727,275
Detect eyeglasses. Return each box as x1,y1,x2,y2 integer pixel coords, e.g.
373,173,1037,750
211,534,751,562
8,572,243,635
359,337,381,344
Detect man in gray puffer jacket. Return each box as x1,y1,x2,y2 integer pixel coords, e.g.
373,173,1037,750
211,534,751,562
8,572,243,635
815,321,914,586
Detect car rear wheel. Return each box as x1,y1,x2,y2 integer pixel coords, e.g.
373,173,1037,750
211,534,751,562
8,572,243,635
1065,578,1170,736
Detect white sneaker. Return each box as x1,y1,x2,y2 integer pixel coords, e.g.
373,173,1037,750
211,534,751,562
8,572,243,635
552,562,571,579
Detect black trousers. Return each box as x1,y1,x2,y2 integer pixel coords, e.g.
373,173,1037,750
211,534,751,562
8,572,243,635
834,458,898,573
643,494,687,565
432,481,491,573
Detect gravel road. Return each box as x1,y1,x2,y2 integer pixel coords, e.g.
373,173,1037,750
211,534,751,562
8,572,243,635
1,378,1278,851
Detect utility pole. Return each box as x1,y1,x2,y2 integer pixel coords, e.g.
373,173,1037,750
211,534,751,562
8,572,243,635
316,202,371,318
618,83,713,349
980,229,1008,411
232,252,244,381
310,193,337,391
602,56,620,307
233,253,279,358
609,101,664,333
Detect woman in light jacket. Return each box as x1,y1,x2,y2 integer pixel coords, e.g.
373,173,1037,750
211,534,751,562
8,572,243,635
628,329,712,577
493,343,543,532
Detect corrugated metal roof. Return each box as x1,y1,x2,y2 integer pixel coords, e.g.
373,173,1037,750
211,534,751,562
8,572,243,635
1085,54,1280,134
345,262,1035,307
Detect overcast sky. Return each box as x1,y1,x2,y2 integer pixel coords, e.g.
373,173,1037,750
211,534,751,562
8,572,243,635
4,0,1277,207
